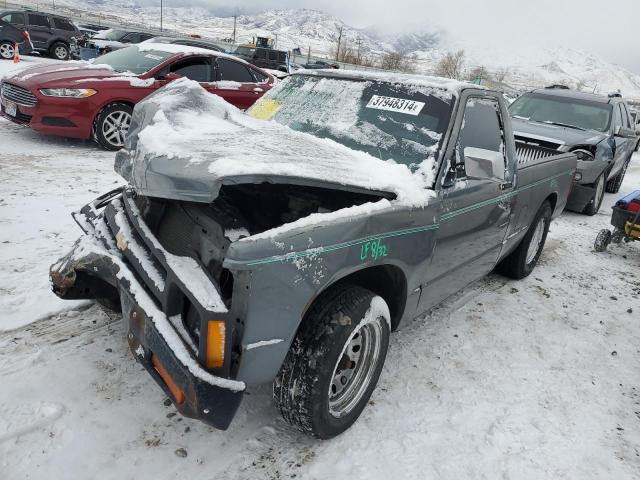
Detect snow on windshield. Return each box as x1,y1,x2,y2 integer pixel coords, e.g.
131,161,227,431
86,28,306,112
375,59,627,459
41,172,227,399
118,78,445,209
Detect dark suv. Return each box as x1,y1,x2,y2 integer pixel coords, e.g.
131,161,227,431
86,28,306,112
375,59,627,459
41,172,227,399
0,10,80,60
233,45,289,72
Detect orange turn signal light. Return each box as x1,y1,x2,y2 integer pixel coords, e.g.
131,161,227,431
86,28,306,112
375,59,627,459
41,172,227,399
151,354,185,405
206,320,226,369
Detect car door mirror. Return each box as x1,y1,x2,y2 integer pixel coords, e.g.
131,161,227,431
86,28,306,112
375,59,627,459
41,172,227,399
463,147,505,181
615,125,636,138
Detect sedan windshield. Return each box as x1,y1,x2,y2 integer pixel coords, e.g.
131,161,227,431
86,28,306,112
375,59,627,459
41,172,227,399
94,46,174,74
250,74,453,167
510,93,612,132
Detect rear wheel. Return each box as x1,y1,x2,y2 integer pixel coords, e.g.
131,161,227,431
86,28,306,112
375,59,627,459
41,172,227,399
605,156,631,194
0,41,15,60
273,285,391,439
94,103,133,151
582,172,606,216
497,201,552,279
50,42,70,61
594,229,612,252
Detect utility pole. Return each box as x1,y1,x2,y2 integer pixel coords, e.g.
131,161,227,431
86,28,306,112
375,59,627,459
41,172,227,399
307,46,311,64
355,36,362,64
160,0,163,32
232,15,237,44
274,33,278,49
335,25,343,62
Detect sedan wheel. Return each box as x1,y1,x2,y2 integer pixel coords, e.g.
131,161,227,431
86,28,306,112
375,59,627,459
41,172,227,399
95,103,133,151
0,42,15,60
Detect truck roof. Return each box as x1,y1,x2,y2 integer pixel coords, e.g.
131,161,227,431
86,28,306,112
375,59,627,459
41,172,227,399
294,69,482,97
531,87,617,104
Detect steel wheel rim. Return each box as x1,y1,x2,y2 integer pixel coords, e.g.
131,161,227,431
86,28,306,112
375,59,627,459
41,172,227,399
0,43,14,59
101,110,131,148
328,316,383,418
526,216,546,264
55,46,67,59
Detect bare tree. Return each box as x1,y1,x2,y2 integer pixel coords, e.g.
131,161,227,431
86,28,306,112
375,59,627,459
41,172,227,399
335,25,343,62
467,66,489,84
494,68,509,83
379,52,416,73
433,50,465,80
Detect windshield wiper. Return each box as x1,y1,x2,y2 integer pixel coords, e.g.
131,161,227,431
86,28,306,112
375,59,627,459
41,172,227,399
540,120,587,131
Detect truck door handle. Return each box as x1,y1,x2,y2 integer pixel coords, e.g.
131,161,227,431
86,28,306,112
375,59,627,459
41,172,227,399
499,182,513,190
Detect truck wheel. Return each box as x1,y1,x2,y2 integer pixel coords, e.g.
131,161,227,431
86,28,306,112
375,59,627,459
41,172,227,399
50,42,70,61
94,103,133,151
605,156,630,194
594,229,612,252
582,172,606,216
497,201,552,280
0,41,15,60
273,285,390,439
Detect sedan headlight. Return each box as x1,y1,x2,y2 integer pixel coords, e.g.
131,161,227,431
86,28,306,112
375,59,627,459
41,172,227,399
39,88,97,98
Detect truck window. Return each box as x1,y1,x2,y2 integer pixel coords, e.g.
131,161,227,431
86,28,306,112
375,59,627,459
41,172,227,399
619,104,630,128
217,58,255,82
28,14,50,28
52,17,76,31
456,97,505,172
612,104,623,129
1,13,25,26
254,49,267,60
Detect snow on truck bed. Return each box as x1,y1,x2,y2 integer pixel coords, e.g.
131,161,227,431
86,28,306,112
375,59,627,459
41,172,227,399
116,77,443,207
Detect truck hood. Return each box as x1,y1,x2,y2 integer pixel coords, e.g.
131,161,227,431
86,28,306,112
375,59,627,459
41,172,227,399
511,117,608,148
115,78,432,205
7,63,126,86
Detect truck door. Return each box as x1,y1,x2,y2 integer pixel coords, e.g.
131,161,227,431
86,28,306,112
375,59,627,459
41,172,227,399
418,92,515,311
611,103,632,175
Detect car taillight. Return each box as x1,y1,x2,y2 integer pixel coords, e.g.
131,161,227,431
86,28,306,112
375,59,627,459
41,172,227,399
206,320,226,369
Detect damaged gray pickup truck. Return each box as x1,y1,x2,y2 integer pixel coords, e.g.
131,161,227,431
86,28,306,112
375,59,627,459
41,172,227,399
50,72,576,439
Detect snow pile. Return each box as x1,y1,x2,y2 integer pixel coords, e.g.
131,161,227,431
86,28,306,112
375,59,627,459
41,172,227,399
118,78,440,208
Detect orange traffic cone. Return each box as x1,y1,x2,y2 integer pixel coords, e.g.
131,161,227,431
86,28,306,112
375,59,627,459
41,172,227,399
13,43,20,64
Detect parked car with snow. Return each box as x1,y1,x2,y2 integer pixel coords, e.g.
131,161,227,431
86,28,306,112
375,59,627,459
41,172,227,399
143,36,227,53
87,29,155,55
233,45,289,72
0,43,273,150
50,71,576,438
0,10,80,60
510,86,638,215
302,59,339,69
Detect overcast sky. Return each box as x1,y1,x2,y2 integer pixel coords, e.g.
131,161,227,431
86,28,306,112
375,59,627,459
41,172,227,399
191,0,640,73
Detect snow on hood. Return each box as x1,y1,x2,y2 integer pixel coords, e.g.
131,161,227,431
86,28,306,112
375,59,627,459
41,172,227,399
115,78,436,207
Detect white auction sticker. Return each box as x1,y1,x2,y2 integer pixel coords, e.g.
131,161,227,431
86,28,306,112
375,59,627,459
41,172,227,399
365,95,425,116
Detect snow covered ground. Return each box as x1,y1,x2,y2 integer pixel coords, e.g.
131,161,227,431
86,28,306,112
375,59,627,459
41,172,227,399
1,57,640,479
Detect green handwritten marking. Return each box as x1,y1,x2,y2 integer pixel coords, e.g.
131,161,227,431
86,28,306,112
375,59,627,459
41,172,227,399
229,168,574,267
360,239,389,261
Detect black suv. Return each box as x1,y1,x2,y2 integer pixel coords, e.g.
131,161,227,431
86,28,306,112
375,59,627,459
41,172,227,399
0,10,80,60
233,45,289,72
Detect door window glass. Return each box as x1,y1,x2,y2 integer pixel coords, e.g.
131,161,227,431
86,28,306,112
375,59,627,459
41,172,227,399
217,58,255,82
612,103,623,128
52,17,76,31
170,58,212,82
28,14,50,28
1,13,25,26
620,104,630,128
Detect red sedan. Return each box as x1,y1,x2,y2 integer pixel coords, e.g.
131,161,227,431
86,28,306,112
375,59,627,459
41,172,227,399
0,44,274,150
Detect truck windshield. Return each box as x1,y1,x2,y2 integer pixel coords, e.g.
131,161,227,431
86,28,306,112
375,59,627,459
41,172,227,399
94,46,174,74
234,46,256,58
509,93,612,132
252,74,453,167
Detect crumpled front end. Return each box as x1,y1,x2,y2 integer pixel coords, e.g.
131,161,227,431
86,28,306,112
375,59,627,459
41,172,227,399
50,187,245,430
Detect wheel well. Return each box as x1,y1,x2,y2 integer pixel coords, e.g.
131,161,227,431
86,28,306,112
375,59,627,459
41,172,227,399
312,265,408,331
545,192,558,212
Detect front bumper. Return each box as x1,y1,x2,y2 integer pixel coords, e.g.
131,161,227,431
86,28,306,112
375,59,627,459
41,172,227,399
49,188,245,429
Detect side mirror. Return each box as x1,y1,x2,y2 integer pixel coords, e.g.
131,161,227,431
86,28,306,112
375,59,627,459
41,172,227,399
463,147,505,181
615,125,637,138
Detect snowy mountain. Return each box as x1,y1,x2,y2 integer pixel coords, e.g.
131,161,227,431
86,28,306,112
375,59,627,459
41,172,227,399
36,1,640,97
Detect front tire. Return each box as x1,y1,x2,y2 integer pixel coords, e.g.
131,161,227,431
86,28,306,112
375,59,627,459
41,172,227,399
50,42,70,61
582,171,606,216
273,285,390,439
94,103,133,151
605,156,631,194
497,201,552,279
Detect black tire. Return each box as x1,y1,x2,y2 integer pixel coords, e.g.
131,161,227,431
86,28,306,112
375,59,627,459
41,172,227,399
0,41,15,60
594,229,612,252
497,201,552,280
273,284,391,439
94,102,133,151
605,156,631,194
582,172,606,216
50,42,70,61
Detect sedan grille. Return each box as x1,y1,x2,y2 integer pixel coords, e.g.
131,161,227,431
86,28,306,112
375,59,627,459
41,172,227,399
1,82,37,107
